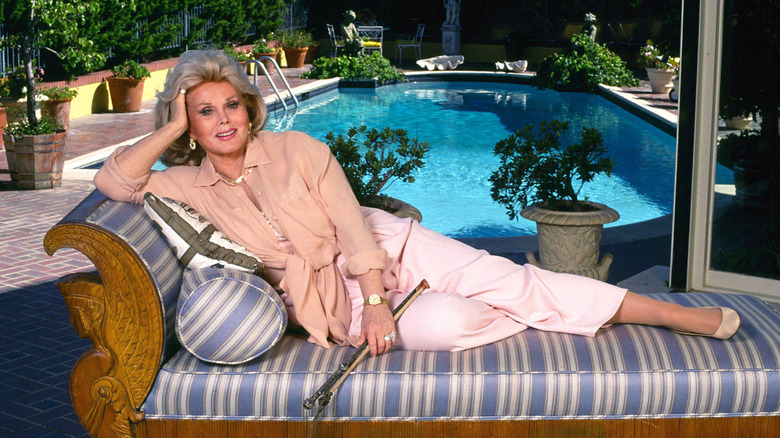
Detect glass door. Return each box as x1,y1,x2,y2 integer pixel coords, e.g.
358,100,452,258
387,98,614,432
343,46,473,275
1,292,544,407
687,0,780,302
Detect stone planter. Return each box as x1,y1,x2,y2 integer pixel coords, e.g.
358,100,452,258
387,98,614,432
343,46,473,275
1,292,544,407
2,130,67,190
106,77,146,112
646,67,675,94
724,115,753,130
520,202,620,281
42,99,73,130
282,47,308,68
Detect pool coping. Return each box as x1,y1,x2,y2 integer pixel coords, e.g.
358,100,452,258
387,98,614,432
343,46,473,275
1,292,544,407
63,71,686,250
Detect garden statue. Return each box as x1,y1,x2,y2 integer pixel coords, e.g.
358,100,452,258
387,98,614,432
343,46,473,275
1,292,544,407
340,10,364,56
583,12,598,41
443,0,461,27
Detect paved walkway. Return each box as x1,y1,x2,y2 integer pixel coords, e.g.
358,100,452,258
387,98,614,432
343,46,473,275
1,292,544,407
0,67,677,437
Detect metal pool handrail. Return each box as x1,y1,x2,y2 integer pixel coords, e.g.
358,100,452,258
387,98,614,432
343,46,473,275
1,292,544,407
245,58,299,113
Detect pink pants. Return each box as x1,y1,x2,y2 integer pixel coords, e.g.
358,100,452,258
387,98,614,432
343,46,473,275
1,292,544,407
341,209,627,351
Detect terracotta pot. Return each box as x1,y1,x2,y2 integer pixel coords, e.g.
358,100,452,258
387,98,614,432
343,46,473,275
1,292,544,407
254,52,278,75
42,99,73,130
2,130,67,190
646,67,675,94
106,77,146,112
282,47,308,68
520,202,620,281
304,44,319,63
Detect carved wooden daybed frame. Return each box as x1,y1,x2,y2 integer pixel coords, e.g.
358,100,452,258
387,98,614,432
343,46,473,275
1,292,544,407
44,190,780,437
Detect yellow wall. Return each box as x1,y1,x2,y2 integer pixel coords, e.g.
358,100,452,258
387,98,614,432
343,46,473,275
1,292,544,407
68,67,169,120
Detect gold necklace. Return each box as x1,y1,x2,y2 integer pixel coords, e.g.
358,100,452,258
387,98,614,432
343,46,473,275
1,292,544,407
221,174,244,185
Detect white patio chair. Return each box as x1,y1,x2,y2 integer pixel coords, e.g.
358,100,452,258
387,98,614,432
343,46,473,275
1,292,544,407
326,24,345,57
396,24,425,66
357,26,384,55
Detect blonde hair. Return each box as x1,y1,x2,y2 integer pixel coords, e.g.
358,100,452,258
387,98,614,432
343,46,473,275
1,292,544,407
155,50,267,167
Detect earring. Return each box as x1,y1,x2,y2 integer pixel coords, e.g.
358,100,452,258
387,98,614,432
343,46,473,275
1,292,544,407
189,137,197,150
248,122,253,133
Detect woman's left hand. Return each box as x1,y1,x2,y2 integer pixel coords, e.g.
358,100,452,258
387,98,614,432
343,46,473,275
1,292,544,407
360,303,395,356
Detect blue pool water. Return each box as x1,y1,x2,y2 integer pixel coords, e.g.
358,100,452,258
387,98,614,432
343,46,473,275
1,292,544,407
259,81,726,238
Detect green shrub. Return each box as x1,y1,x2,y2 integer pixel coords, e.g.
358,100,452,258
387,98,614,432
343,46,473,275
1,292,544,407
302,52,405,83
489,120,615,215
536,33,639,93
325,126,429,209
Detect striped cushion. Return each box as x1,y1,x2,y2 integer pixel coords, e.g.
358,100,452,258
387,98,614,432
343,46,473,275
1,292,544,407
176,268,287,365
144,292,780,420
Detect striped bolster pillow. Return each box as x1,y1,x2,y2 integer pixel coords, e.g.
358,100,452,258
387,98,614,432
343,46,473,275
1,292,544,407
176,268,287,365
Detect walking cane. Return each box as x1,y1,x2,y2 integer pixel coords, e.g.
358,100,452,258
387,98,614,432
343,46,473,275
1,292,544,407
303,279,429,413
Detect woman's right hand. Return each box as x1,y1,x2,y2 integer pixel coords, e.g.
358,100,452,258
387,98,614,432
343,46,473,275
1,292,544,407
170,88,189,133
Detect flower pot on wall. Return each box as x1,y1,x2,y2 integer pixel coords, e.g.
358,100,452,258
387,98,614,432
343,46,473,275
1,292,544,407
282,47,308,68
2,130,67,190
646,67,675,94
106,77,146,112
42,99,73,130
520,202,620,281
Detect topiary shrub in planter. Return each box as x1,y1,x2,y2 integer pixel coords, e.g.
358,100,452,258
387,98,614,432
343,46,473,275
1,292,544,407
302,52,405,85
325,125,429,220
536,33,639,93
489,120,619,280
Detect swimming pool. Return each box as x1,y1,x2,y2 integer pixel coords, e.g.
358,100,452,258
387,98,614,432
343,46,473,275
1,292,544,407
266,80,718,238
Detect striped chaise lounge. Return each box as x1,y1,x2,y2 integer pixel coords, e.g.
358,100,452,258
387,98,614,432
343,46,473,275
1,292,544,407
45,190,780,437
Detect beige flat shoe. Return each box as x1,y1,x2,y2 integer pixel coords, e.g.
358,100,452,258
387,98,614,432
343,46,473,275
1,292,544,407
672,307,741,340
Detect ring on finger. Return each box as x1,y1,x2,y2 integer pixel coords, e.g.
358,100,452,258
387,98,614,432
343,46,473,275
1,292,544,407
383,332,396,342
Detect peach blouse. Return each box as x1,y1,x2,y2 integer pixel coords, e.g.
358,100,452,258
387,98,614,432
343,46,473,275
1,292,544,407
94,130,389,347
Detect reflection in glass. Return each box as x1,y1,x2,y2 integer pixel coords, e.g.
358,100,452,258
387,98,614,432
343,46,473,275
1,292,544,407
710,0,780,280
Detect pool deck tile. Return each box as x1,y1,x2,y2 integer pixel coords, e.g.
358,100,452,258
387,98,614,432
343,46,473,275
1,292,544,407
0,67,679,437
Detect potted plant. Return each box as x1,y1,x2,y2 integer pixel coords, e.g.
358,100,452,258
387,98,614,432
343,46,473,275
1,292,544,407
717,130,770,209
325,125,429,221
106,60,151,113
638,40,680,94
302,52,405,86
0,65,46,124
252,38,278,74
279,29,314,68
40,86,78,129
489,120,620,280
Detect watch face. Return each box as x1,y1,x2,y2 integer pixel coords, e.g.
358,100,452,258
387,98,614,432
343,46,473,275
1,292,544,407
368,294,381,305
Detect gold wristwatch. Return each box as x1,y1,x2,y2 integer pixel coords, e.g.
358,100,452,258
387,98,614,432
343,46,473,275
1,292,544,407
363,294,389,307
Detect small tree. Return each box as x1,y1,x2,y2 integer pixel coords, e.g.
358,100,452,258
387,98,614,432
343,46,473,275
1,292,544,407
489,120,615,216
325,126,429,209
0,0,102,130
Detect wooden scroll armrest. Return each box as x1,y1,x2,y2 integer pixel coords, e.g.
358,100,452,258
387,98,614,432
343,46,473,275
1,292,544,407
44,190,164,438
